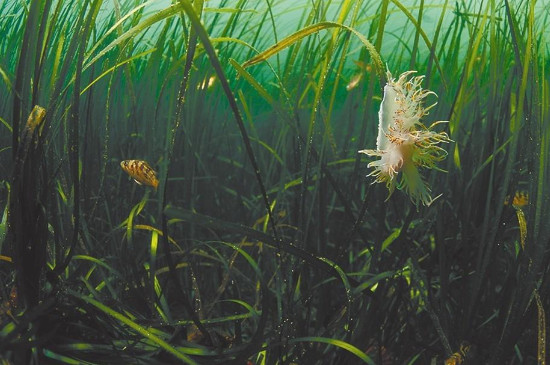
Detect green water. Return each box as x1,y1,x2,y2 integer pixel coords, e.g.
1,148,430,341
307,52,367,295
0,0,549,364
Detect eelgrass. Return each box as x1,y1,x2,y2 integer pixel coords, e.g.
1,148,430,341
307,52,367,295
0,0,549,363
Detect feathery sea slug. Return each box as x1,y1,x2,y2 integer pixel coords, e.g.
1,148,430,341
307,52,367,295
359,70,451,206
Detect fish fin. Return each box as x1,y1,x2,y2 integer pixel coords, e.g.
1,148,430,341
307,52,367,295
133,179,143,185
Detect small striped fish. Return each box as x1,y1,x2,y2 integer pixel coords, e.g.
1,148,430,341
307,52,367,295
504,190,529,207
120,160,159,189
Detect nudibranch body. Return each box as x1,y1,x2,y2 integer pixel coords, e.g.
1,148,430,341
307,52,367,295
359,71,451,206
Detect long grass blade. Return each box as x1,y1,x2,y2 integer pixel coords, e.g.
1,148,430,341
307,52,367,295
68,289,199,364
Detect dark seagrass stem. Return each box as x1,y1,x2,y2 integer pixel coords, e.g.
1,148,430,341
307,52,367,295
10,105,48,309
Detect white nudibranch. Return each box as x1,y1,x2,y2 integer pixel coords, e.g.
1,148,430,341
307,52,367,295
359,70,451,206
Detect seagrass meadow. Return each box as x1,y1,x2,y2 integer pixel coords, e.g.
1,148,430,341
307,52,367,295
0,0,549,364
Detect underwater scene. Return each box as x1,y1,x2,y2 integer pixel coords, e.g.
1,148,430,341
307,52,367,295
1,0,549,364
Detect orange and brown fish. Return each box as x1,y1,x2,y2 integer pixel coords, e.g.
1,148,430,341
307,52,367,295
120,160,159,189
504,190,529,207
